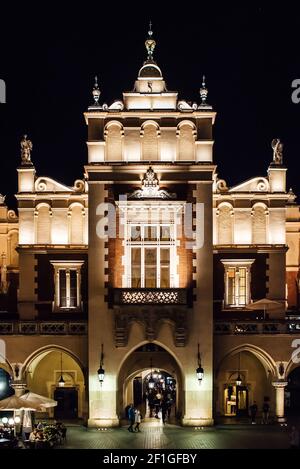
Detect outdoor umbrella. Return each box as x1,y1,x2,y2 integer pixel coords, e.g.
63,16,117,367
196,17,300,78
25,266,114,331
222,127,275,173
247,298,282,319
20,392,57,409
0,395,38,411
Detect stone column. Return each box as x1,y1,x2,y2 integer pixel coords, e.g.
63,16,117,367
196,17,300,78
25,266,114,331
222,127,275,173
272,381,288,422
11,382,27,435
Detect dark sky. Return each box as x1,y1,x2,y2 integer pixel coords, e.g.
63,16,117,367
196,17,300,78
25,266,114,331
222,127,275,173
1,4,300,207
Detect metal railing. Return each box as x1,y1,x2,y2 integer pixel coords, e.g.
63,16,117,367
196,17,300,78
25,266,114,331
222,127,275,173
0,321,87,335
113,288,188,305
214,320,300,335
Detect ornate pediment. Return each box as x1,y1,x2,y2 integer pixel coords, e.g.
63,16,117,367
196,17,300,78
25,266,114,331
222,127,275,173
229,177,270,193
35,177,86,193
128,167,176,200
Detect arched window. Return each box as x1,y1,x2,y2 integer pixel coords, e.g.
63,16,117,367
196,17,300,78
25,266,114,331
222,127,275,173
178,122,195,161
105,122,123,161
217,204,233,244
36,205,51,244
69,205,84,244
252,204,267,244
142,122,159,161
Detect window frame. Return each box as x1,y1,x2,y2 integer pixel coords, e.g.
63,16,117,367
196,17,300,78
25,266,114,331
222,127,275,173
50,260,84,312
221,259,255,308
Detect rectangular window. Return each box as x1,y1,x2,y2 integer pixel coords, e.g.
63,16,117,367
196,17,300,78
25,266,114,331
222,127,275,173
126,222,175,288
51,261,84,311
222,260,254,308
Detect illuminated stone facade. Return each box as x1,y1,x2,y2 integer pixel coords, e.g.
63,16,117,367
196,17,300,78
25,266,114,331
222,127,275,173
0,31,300,425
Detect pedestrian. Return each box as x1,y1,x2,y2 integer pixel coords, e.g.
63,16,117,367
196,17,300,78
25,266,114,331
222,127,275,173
262,400,270,424
134,409,142,432
127,404,135,432
249,401,258,424
290,426,300,449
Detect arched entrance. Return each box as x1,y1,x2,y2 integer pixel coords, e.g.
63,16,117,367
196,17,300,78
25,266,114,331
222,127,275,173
285,367,300,416
23,346,86,420
117,343,183,425
215,347,275,420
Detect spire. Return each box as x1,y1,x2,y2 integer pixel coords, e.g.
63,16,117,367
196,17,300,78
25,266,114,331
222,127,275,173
199,75,208,106
92,76,101,106
145,21,156,61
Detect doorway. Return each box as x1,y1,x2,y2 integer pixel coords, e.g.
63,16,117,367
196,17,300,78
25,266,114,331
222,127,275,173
54,387,78,420
224,385,249,417
286,367,300,415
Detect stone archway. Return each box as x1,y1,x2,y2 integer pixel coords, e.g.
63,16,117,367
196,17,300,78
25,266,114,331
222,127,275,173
117,343,183,425
215,345,277,421
22,345,87,420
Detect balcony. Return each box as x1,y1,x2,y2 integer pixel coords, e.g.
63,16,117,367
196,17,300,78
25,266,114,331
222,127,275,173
113,288,188,306
0,321,87,335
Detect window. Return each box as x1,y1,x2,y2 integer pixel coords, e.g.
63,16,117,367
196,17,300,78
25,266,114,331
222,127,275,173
221,260,254,308
126,223,175,288
51,261,84,311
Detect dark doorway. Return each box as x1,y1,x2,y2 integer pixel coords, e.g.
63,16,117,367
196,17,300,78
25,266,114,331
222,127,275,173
286,367,300,415
133,377,143,407
54,387,78,420
236,386,249,417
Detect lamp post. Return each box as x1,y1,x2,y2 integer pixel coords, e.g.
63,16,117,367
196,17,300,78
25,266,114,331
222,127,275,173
196,344,204,383
98,344,105,386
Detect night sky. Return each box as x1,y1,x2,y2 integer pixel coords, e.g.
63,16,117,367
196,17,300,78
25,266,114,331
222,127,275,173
0,4,300,208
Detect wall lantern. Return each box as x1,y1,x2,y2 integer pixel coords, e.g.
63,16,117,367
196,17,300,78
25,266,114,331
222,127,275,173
98,344,105,386
58,353,65,388
148,357,155,389
196,344,204,383
236,353,242,387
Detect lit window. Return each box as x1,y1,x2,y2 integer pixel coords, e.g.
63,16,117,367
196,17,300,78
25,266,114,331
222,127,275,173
221,260,254,308
50,261,84,311
126,223,175,288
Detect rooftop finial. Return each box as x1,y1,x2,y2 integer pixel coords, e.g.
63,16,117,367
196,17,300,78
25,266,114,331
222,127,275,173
92,75,101,106
145,21,156,61
200,75,208,106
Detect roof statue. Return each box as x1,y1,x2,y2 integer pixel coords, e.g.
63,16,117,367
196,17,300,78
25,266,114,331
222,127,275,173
271,138,283,165
21,135,33,165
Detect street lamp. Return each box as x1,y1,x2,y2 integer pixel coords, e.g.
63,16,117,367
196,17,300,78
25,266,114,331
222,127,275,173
98,344,105,386
196,344,204,383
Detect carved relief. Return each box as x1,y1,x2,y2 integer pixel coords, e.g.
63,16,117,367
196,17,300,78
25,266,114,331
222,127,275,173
114,306,188,347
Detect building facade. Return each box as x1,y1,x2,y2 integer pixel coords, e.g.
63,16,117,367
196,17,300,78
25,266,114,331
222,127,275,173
0,31,300,425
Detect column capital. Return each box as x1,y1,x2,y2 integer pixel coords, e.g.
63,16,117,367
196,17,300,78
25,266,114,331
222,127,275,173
10,381,27,396
272,381,288,388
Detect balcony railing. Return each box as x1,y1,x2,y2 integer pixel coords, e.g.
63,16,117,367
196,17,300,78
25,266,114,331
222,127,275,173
113,288,188,305
0,321,87,335
214,320,300,335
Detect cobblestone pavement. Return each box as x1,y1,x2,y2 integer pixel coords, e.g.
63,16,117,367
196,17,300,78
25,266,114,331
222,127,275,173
60,421,290,449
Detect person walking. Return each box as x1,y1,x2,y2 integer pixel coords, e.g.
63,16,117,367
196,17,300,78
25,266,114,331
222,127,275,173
262,400,270,424
249,401,258,424
127,404,135,432
134,409,142,432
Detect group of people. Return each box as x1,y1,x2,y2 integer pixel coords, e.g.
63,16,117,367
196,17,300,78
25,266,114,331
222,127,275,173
249,400,270,424
146,388,175,424
26,421,67,448
126,404,142,432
